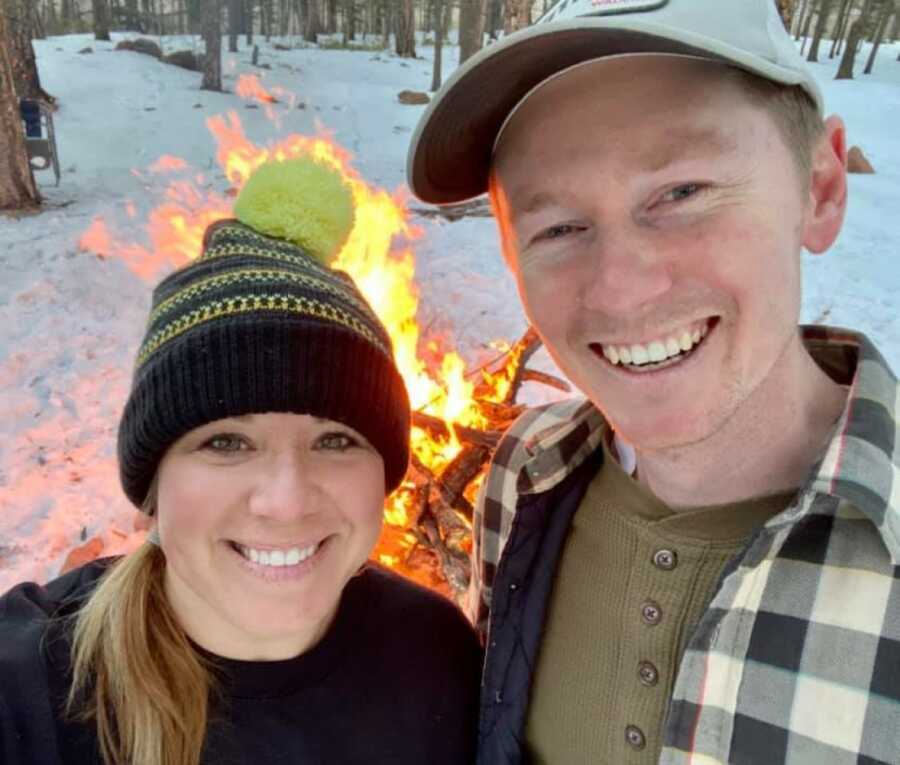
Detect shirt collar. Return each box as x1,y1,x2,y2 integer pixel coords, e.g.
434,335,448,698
519,326,900,562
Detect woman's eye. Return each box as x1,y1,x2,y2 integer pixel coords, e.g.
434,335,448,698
316,432,357,451
202,434,249,453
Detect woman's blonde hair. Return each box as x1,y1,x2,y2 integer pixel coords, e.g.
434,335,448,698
67,487,213,765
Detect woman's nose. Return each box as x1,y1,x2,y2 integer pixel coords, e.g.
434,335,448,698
246,453,319,521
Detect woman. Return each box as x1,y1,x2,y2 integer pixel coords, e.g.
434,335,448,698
0,158,482,765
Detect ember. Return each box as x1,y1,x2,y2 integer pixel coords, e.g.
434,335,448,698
77,106,569,600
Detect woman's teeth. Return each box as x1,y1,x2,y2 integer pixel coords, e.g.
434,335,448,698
236,543,319,567
601,322,710,367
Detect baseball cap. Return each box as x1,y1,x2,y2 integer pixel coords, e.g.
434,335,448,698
407,0,823,205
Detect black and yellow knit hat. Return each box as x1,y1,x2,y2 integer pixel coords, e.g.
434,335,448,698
118,158,411,508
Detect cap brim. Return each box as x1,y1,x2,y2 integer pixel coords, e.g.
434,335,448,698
408,19,820,205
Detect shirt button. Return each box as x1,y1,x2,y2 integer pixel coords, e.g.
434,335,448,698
641,600,663,626
625,725,646,750
638,660,659,687
652,548,678,570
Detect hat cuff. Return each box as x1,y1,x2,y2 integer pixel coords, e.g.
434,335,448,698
118,315,410,508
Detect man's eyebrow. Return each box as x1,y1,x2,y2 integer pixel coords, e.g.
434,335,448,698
507,191,560,222
638,127,739,173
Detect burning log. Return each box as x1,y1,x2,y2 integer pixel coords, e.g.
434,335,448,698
500,326,543,405
436,444,491,520
413,507,470,594
521,369,571,393
476,399,526,425
407,456,472,593
411,411,502,450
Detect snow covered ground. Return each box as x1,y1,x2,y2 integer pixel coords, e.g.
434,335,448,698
1,31,898,592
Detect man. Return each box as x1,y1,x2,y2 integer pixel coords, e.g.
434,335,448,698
408,1,899,763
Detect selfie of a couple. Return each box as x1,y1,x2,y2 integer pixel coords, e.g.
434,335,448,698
2,1,898,763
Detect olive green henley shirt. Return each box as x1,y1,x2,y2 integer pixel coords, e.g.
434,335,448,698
525,430,794,764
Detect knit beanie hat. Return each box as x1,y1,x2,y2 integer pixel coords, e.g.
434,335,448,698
117,158,411,509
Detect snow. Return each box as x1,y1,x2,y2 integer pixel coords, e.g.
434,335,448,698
1,32,898,592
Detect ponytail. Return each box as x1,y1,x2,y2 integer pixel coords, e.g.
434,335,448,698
67,543,213,765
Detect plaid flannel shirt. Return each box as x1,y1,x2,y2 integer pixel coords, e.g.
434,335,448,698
469,326,900,764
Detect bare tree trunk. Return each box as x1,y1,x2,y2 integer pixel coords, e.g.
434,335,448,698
863,0,894,72
32,0,46,37
393,0,415,56
0,3,40,210
829,0,852,56
776,0,798,29
796,0,816,42
836,0,876,78
279,0,289,36
201,0,222,90
228,0,240,50
345,0,357,41
430,0,445,90
458,0,485,64
245,0,254,43
503,0,529,33
44,0,58,35
92,0,111,39
799,0,819,53
302,0,320,41
486,0,501,39
325,0,336,32
808,0,835,61
4,0,54,103
381,0,391,47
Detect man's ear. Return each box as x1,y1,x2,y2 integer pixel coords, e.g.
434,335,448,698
802,115,848,255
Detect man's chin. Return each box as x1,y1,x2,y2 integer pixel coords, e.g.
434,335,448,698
601,403,724,454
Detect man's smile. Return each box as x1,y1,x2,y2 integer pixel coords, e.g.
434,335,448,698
589,317,717,372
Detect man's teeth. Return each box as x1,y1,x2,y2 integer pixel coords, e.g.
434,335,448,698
237,543,319,567
602,324,708,367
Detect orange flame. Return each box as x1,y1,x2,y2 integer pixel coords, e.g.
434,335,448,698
148,155,188,173
235,73,278,104
78,218,113,257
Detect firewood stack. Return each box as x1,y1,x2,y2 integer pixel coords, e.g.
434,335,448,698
405,327,570,596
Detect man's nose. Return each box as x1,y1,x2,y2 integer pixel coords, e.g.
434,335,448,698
247,453,320,521
580,230,673,315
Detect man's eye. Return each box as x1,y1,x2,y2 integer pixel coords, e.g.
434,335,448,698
316,432,357,451
536,223,582,242
202,434,249,453
660,183,703,203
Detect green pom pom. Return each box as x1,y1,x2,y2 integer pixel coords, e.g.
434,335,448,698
233,157,355,265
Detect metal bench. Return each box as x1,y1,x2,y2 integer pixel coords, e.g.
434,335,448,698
19,98,60,186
